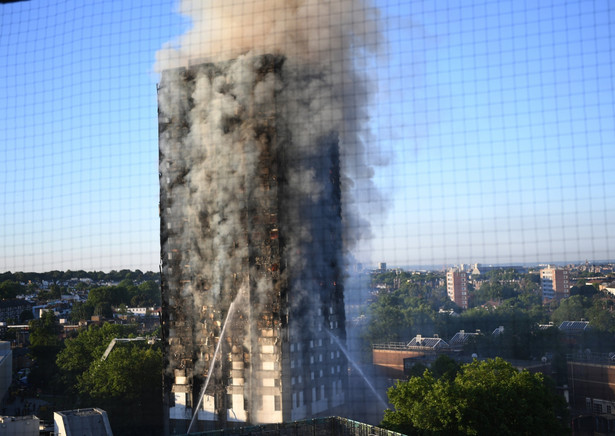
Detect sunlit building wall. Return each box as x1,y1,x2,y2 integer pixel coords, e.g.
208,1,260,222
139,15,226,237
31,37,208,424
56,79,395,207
446,269,469,309
540,267,571,302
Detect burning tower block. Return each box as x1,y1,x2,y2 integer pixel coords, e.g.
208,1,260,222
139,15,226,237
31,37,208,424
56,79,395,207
158,55,348,433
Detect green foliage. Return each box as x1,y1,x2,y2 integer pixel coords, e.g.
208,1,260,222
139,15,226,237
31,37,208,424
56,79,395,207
69,302,94,322
29,311,62,348
550,294,615,335
0,270,159,289
0,280,25,299
430,354,461,380
382,358,569,435
471,281,517,306
366,272,448,344
69,280,161,321
56,323,163,435
87,285,127,308
367,267,615,364
586,299,615,333
550,295,589,325
570,284,598,298
28,312,63,391
79,346,162,400
134,280,162,306
57,323,139,376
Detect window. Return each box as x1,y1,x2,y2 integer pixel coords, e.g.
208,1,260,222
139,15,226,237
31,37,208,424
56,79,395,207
274,396,281,411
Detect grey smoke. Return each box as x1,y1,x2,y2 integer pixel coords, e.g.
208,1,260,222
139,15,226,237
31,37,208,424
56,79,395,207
157,0,386,425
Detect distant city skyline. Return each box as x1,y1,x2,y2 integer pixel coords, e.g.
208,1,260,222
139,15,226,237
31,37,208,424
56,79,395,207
1,0,613,272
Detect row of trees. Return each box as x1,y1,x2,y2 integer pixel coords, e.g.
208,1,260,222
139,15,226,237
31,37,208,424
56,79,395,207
0,280,79,302
27,312,162,436
367,270,615,350
382,356,569,435
0,270,159,285
70,279,161,321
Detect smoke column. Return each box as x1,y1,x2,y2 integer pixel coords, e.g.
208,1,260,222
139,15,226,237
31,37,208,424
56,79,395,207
156,0,383,251
157,0,384,431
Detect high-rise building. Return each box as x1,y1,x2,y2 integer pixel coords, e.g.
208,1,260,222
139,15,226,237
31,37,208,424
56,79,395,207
158,55,347,433
540,267,571,302
446,269,469,309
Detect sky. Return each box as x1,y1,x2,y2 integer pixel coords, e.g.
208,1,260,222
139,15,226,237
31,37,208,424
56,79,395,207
0,0,613,272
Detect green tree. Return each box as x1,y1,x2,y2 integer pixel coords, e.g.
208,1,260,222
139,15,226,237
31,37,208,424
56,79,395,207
56,323,162,435
29,311,61,348
382,357,569,435
550,295,590,325
78,345,162,401
0,280,25,299
28,311,63,391
57,323,138,377
133,280,161,307
570,284,598,298
93,302,113,318
70,302,94,322
585,297,615,333
430,354,460,380
87,286,127,308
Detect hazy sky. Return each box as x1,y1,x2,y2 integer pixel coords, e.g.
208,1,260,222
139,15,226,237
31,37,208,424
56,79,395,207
1,0,613,272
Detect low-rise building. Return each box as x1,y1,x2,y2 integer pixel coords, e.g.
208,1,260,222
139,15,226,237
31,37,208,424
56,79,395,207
373,337,449,379
54,408,113,436
567,353,615,434
448,329,482,349
0,415,40,436
559,320,591,334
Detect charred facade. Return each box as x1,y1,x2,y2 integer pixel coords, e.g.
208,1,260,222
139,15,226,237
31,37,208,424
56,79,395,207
158,55,347,433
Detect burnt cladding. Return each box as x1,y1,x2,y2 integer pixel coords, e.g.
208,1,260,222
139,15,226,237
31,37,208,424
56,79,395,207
158,54,347,432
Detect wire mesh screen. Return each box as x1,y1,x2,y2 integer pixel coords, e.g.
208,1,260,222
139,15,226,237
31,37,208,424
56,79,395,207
1,1,614,435
1,1,613,272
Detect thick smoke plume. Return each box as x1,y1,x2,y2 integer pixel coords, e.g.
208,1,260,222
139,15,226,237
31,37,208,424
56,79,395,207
157,0,383,254
156,0,381,69
157,0,384,426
